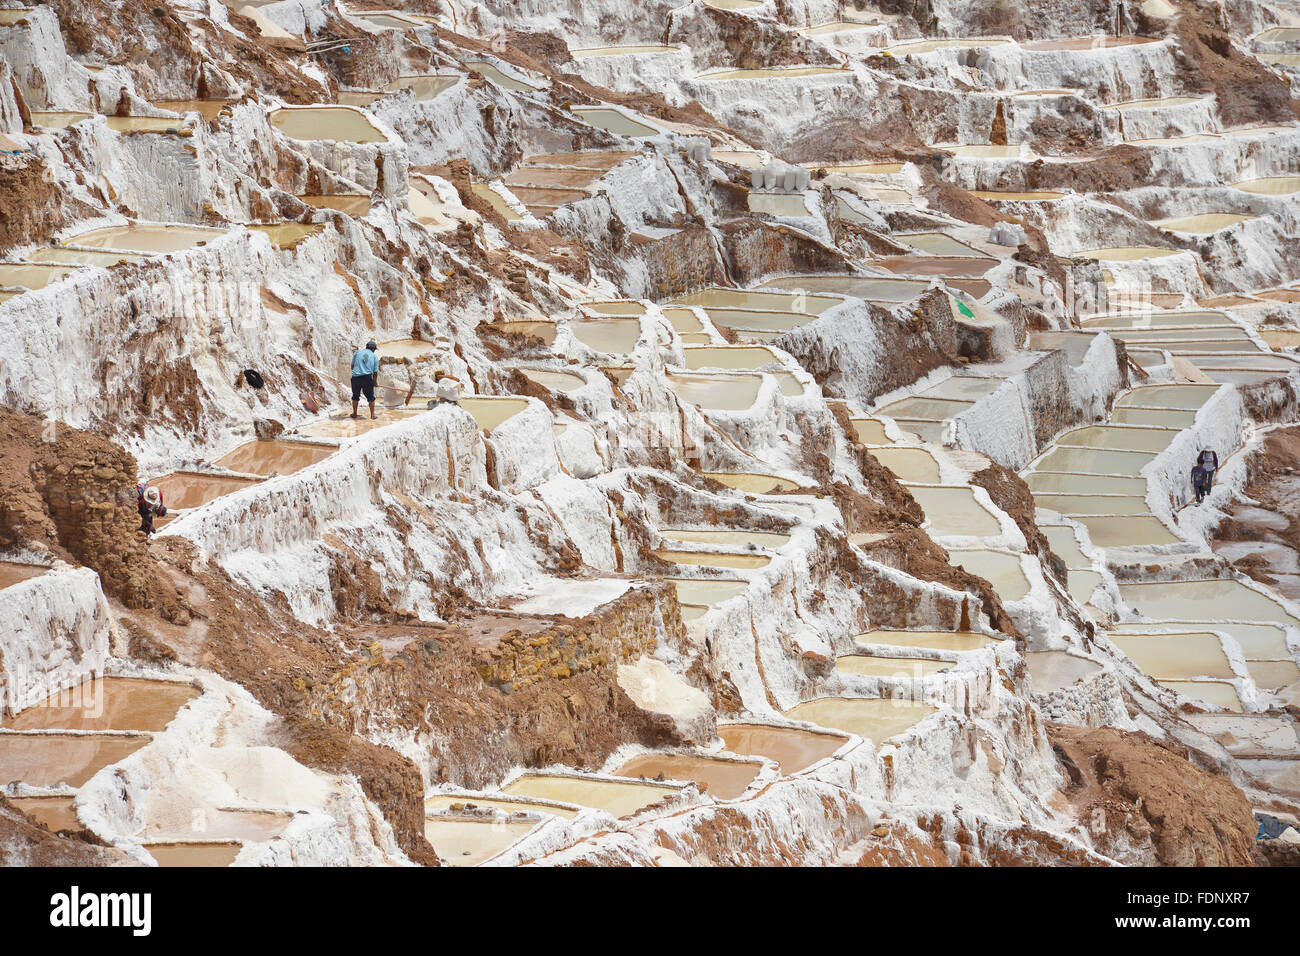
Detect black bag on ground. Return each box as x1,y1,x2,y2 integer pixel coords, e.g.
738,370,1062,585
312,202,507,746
243,369,265,389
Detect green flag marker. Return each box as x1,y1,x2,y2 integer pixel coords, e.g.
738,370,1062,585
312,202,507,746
956,300,974,318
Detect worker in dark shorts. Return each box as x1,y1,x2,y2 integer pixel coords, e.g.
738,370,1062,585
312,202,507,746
350,340,379,419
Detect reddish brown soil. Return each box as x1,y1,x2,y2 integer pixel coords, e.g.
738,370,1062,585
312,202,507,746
0,154,90,254
0,408,182,614
1171,6,1297,128
0,796,136,866
1049,723,1261,866
47,0,327,102
1212,426,1300,593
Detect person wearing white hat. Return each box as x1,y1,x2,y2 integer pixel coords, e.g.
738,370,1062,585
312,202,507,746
137,484,167,536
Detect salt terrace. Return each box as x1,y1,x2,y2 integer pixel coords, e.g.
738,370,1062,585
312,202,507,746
0,0,1297,875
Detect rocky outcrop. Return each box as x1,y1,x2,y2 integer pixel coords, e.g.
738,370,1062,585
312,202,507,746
1049,724,1261,867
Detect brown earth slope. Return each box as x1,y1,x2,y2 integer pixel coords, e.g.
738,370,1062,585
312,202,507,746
1049,724,1260,866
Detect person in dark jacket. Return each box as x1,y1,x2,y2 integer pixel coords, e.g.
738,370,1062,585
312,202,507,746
1197,448,1219,492
1191,463,1209,504
137,484,166,535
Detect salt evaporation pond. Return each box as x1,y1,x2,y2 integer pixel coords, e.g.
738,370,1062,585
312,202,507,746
888,37,1009,54
675,287,840,314
152,472,262,509
1150,213,1255,233
520,369,586,393
1115,383,1219,408
908,487,1003,537
471,183,524,221
501,774,681,818
871,447,940,483
614,753,761,800
654,548,772,570
458,396,530,433
1118,579,1300,625
298,194,372,215
667,373,763,412
1114,623,1292,659
1042,526,1091,568
663,307,705,334
495,319,557,344
700,471,806,493
269,106,387,143
463,60,542,92
385,75,459,100
144,842,242,867
1078,247,1181,262
570,317,641,354
748,192,812,216
572,44,677,58
0,262,80,289
948,550,1031,601
897,232,984,256
1027,472,1147,495
0,735,150,787
670,578,750,609
784,698,937,742
876,395,972,421
837,655,956,678
248,223,321,249
1025,651,1102,692
1,678,198,732
1232,176,1300,195
682,345,780,370
300,408,422,438
850,418,890,444
1083,310,1232,330
660,528,790,549
920,376,1003,401
375,338,438,361
9,796,79,832
213,440,335,476
1159,680,1244,712
423,818,538,866
1109,633,1234,679
1072,514,1178,547
154,99,232,120
856,629,1003,651
571,107,659,138
424,794,579,819
1031,446,1157,475
717,723,846,774
1110,407,1197,427
1247,661,1300,690
0,561,47,590
703,308,815,335
26,247,144,267
1034,494,1152,516
63,223,223,254
1023,35,1160,50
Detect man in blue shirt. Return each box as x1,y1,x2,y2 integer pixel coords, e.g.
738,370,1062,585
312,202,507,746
351,340,380,419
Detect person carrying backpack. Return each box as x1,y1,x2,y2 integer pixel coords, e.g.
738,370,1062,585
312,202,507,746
137,484,167,535
351,341,379,420
1197,448,1219,493
1191,463,1209,504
